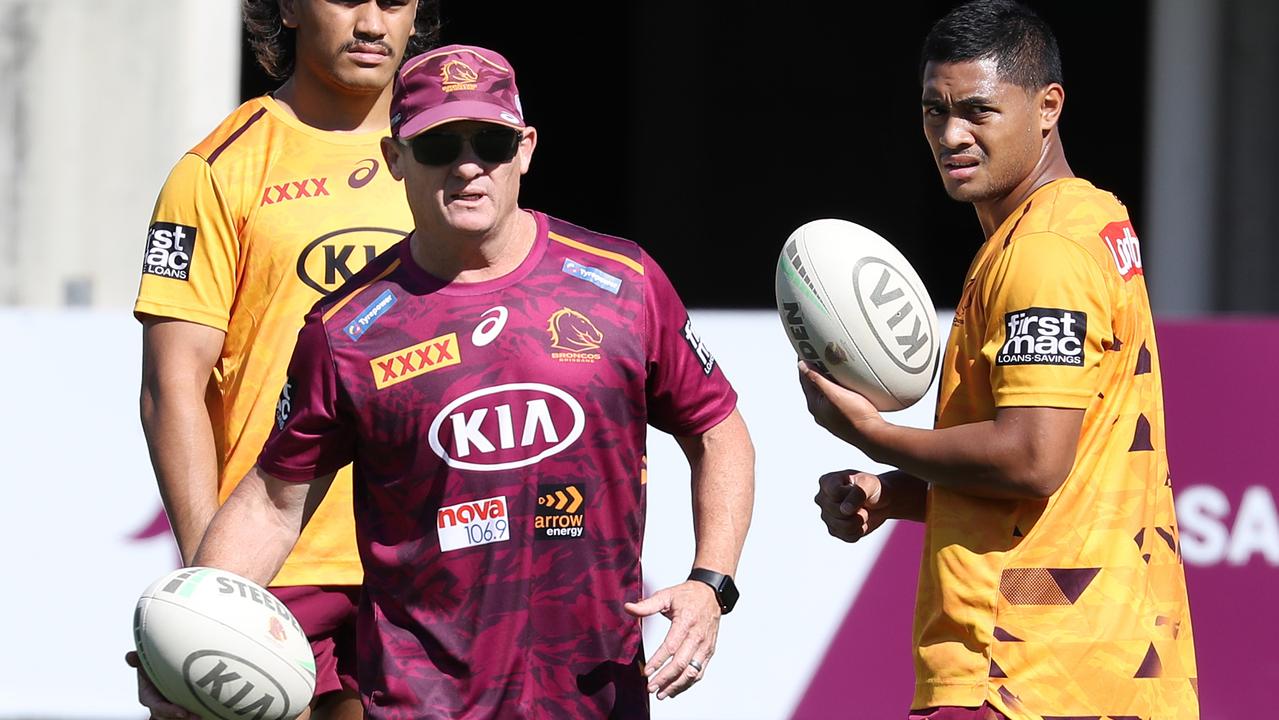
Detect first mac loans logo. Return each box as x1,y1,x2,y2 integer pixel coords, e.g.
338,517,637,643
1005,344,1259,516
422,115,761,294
143,222,197,281
997,307,1087,366
275,379,292,430
682,315,716,376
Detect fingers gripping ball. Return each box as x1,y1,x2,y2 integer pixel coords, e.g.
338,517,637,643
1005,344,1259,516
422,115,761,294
776,219,940,410
133,567,316,720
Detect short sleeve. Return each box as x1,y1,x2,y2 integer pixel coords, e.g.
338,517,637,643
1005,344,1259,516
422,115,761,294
643,252,738,435
983,232,1113,408
257,307,356,481
133,153,240,331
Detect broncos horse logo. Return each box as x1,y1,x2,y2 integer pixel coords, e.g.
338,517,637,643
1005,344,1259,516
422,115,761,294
547,308,603,353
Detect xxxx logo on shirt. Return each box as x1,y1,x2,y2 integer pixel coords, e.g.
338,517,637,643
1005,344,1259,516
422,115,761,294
370,333,460,389
260,177,329,206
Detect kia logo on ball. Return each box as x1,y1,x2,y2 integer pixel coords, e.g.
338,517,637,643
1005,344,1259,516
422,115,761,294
852,258,934,374
183,650,292,720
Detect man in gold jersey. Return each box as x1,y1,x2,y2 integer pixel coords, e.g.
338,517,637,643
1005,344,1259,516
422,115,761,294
129,2,439,718
801,1,1198,718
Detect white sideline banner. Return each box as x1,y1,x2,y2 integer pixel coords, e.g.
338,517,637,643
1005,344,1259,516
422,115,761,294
0,309,942,719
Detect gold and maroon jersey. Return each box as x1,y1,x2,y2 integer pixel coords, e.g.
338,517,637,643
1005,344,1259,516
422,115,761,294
134,96,412,587
259,213,738,718
917,179,1198,718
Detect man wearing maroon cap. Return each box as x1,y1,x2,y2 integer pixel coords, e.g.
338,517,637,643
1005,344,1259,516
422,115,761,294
185,44,756,718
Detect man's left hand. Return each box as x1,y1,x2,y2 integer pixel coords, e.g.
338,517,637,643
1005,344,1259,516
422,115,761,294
797,361,883,447
624,580,721,700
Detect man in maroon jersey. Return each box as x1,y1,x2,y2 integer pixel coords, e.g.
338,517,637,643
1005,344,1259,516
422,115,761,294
188,44,755,718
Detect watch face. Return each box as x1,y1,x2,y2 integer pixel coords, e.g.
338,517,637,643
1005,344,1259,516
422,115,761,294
720,578,740,612
689,569,739,613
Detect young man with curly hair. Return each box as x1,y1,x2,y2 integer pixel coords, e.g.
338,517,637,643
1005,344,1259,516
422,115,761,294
129,2,440,718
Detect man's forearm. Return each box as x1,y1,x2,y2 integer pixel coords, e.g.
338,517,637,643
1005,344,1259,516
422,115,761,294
855,409,1078,500
684,410,755,576
878,470,928,522
140,380,221,564
191,466,311,586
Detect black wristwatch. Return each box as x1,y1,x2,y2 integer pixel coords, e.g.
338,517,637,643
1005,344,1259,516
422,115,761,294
688,568,739,614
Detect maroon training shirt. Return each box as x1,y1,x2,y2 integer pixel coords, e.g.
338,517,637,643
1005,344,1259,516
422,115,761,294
259,211,737,719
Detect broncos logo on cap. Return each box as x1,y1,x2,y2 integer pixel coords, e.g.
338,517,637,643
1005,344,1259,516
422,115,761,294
441,60,479,91
547,308,603,353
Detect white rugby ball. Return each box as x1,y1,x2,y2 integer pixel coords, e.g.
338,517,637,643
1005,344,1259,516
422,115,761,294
133,567,316,720
776,219,939,410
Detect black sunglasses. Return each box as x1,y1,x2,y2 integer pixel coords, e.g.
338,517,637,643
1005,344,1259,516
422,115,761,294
407,126,523,166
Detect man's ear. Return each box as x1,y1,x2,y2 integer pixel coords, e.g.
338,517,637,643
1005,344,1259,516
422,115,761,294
278,0,299,29
1039,83,1064,135
517,126,537,176
382,137,407,181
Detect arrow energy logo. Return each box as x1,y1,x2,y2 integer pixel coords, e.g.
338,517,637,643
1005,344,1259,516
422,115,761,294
536,484,586,540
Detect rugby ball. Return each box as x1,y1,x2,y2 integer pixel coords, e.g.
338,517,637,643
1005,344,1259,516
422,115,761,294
776,219,939,410
133,567,316,720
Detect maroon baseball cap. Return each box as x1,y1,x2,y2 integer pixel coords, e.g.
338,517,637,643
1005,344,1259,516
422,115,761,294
390,44,525,140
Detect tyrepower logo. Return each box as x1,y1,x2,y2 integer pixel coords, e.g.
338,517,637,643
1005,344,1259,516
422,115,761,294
428,383,585,472
370,333,460,389
1101,220,1143,281
996,307,1087,367
260,177,329,206
143,222,197,281
537,484,585,539
345,289,397,342
436,495,509,552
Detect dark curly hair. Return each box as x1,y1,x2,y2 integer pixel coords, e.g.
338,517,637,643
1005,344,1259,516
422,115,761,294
243,0,442,80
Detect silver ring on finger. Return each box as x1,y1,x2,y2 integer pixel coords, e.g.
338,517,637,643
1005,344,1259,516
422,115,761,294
689,658,703,672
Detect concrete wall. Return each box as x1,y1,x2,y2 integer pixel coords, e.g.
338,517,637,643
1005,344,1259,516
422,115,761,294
0,0,238,308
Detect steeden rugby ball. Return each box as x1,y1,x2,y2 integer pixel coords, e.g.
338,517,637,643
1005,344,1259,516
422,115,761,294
776,218,939,410
133,567,316,720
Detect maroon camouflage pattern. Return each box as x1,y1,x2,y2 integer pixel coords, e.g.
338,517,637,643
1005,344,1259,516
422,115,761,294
391,44,525,140
259,211,737,719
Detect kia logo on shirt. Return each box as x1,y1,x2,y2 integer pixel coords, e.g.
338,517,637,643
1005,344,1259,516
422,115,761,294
428,383,585,472
295,227,406,294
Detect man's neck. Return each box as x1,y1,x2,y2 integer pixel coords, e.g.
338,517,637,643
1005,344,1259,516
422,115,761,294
271,66,392,134
975,137,1074,238
410,211,538,284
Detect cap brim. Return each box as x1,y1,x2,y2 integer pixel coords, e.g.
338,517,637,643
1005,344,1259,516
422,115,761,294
397,100,525,139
